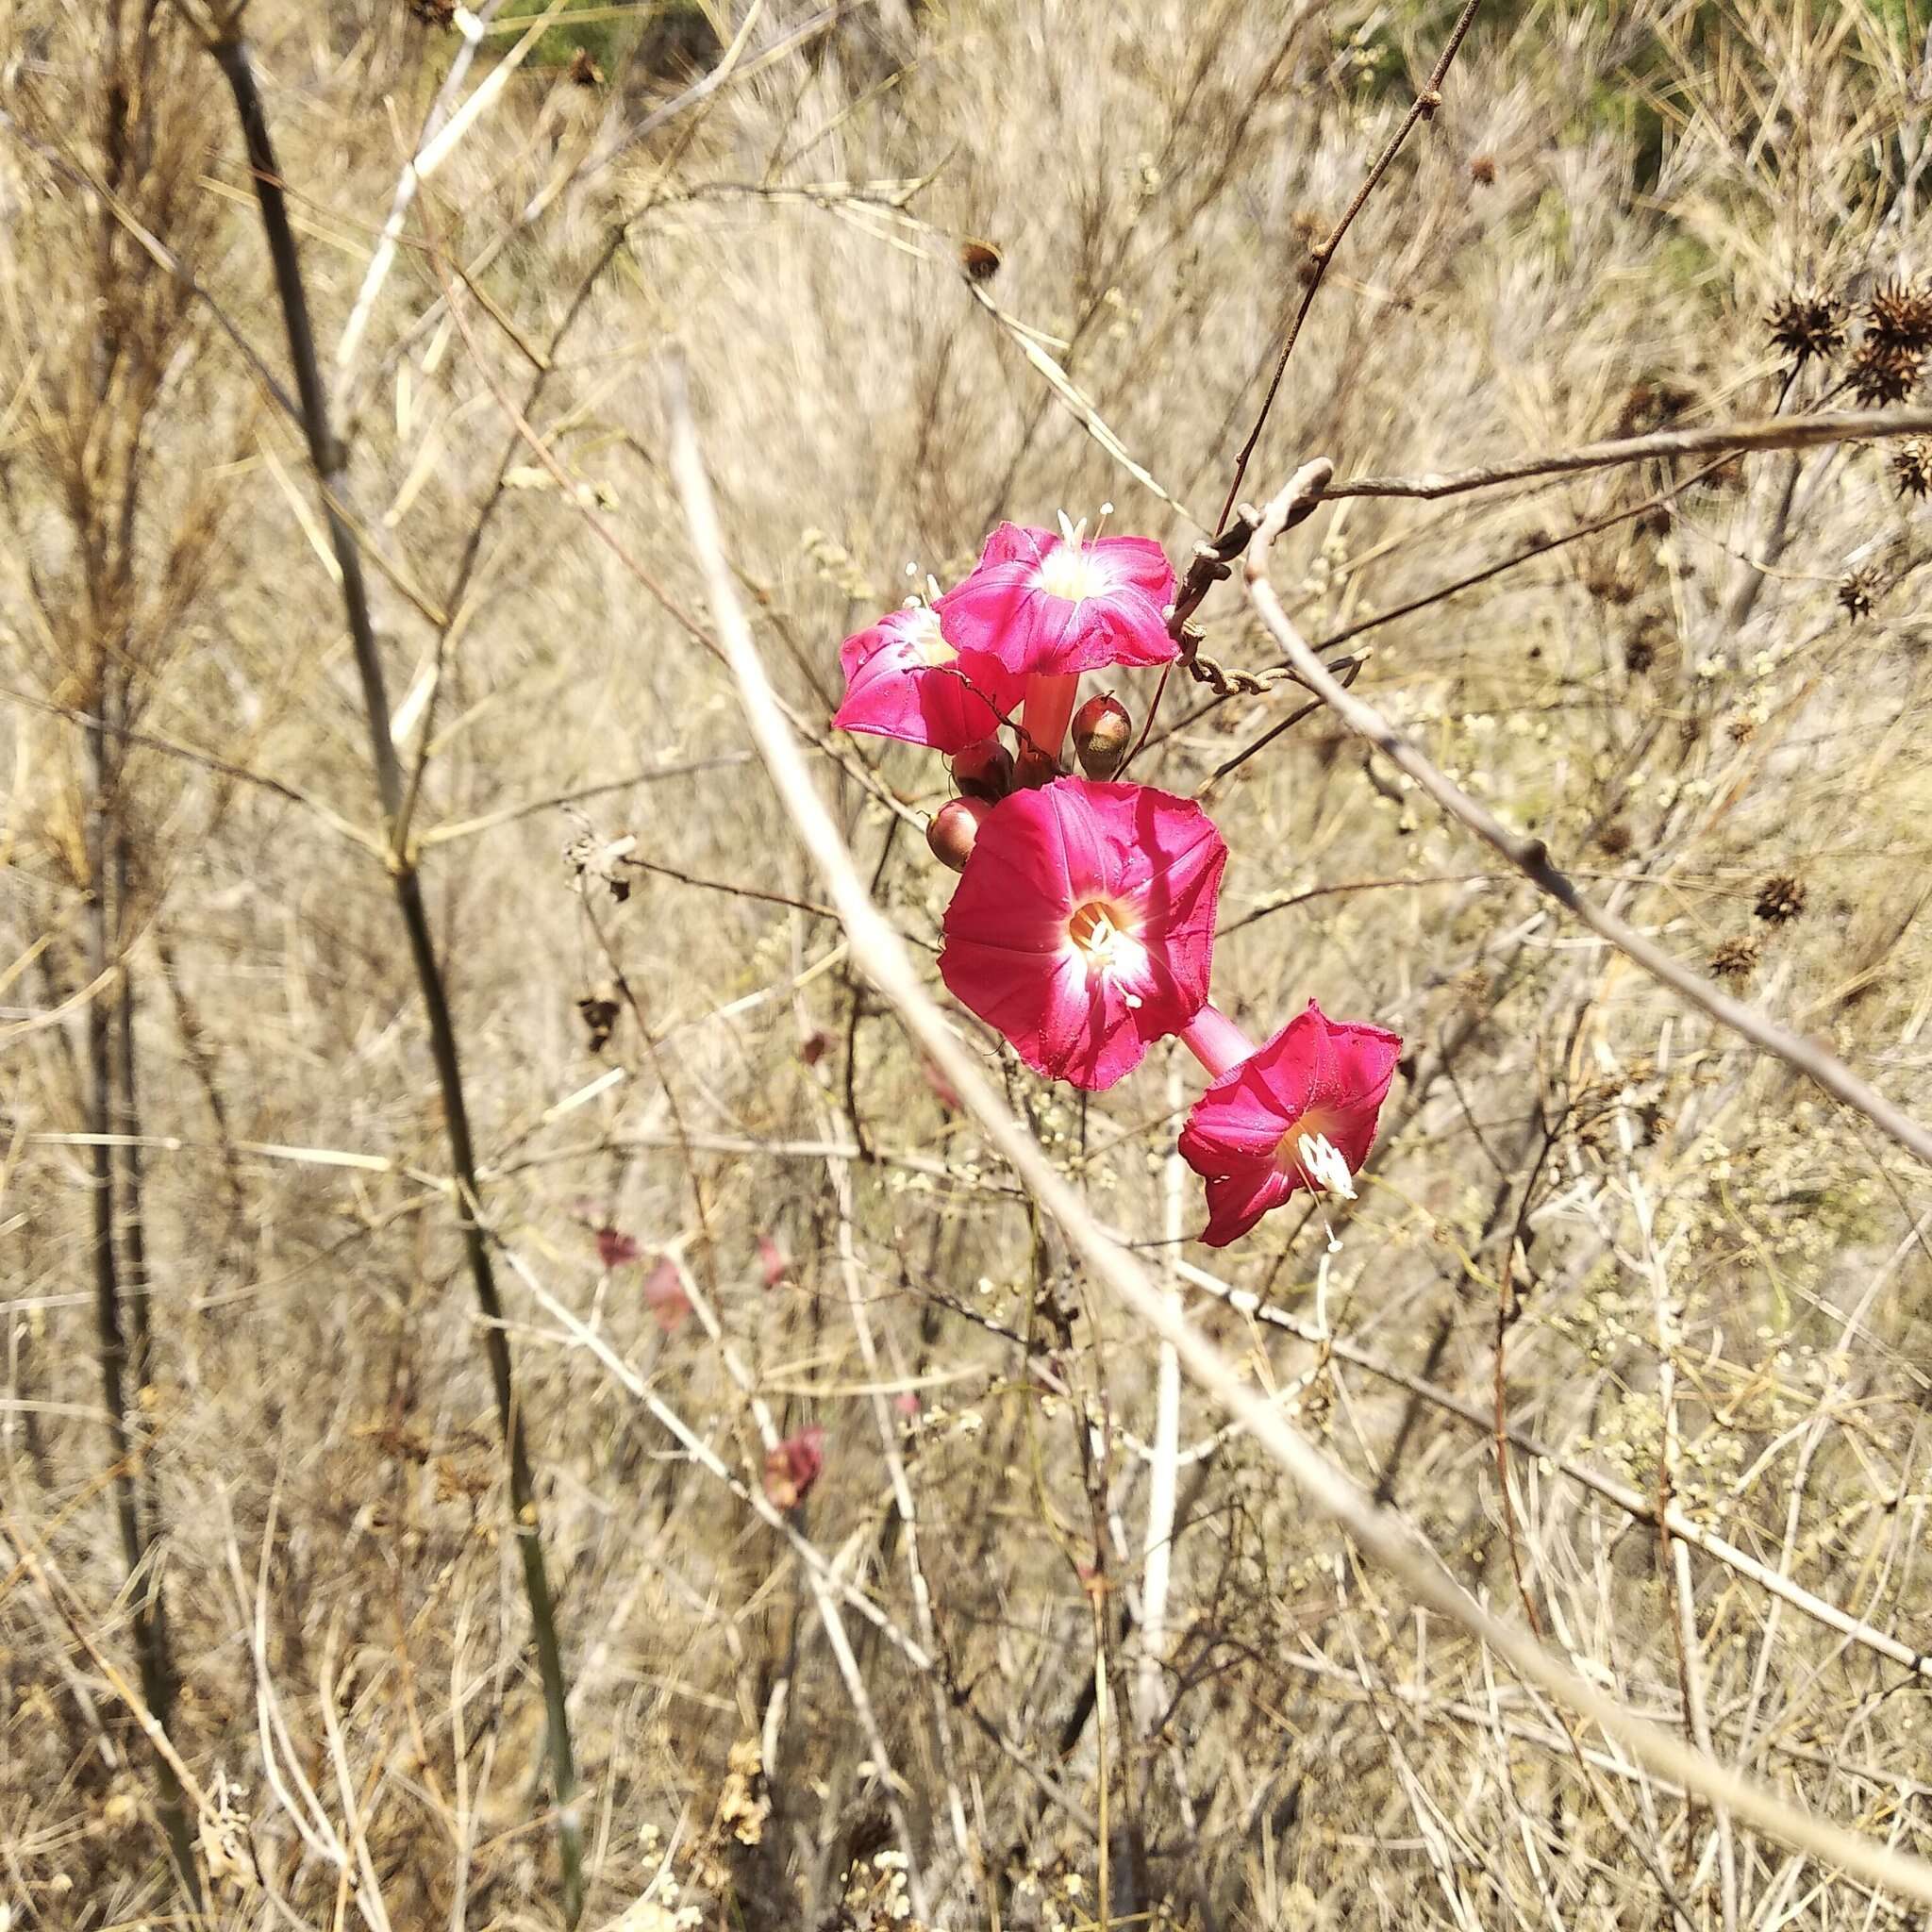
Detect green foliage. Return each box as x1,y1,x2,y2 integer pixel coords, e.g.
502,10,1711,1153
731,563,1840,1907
491,0,638,71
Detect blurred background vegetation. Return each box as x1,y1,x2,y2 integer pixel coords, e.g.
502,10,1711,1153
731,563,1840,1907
3,0,1931,1925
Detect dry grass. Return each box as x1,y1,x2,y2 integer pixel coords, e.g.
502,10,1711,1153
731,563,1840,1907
4,0,1932,1925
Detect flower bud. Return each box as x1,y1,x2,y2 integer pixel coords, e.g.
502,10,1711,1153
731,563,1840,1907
1073,692,1133,778
926,795,992,872
950,738,1013,802
1011,745,1060,791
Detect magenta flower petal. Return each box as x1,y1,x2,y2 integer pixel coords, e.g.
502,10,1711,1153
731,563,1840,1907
936,523,1177,677
939,777,1226,1090
833,606,1024,753
1198,1165,1298,1249
1178,1000,1402,1246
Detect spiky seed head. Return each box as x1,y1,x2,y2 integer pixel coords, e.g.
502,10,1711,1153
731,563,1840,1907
1709,937,1760,983
1838,567,1880,621
1848,338,1922,408
1766,291,1846,367
1753,874,1807,924
1469,154,1497,186
1866,277,1932,355
1890,441,1932,500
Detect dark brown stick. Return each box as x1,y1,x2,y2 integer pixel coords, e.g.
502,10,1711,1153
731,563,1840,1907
203,29,583,1920
1326,404,1932,500
1217,0,1487,532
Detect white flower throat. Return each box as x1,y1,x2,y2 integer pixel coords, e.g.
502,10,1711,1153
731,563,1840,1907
1067,900,1144,995
1034,507,1113,604
905,608,958,667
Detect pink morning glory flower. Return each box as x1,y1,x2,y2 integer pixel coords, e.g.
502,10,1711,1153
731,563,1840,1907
1177,1000,1402,1247
833,604,1024,754
935,514,1178,679
939,776,1226,1090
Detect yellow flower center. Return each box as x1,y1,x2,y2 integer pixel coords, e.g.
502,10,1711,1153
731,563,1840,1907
1068,899,1135,974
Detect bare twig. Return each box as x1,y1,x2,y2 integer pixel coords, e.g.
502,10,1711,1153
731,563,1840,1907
664,356,1932,1907
1217,0,1487,530
331,0,509,399
1241,465,1932,1171
1327,406,1932,502
196,26,584,1917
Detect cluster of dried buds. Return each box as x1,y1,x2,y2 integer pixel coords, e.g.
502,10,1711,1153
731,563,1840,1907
1767,275,1932,411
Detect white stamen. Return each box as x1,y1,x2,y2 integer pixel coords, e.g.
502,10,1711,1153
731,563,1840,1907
1067,900,1142,980
926,574,943,605
904,607,957,667
1297,1132,1357,1200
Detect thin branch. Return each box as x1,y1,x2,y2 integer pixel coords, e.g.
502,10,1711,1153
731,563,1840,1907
1168,1261,1932,1687
663,355,1932,1908
1242,462,1932,1171
1327,406,1932,502
0,685,383,854
197,29,584,1919
331,0,510,399
1217,0,1486,531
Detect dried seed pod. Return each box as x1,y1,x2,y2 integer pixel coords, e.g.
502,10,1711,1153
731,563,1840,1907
576,984,622,1053
1766,291,1846,367
1866,277,1932,355
1838,567,1880,620
959,238,1003,283
1848,338,1921,407
1753,874,1807,924
1709,937,1760,983
1890,440,1932,500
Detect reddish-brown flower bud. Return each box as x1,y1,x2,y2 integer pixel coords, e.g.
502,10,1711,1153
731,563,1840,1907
1072,692,1133,777
1011,745,1060,791
950,738,1013,802
926,795,992,872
